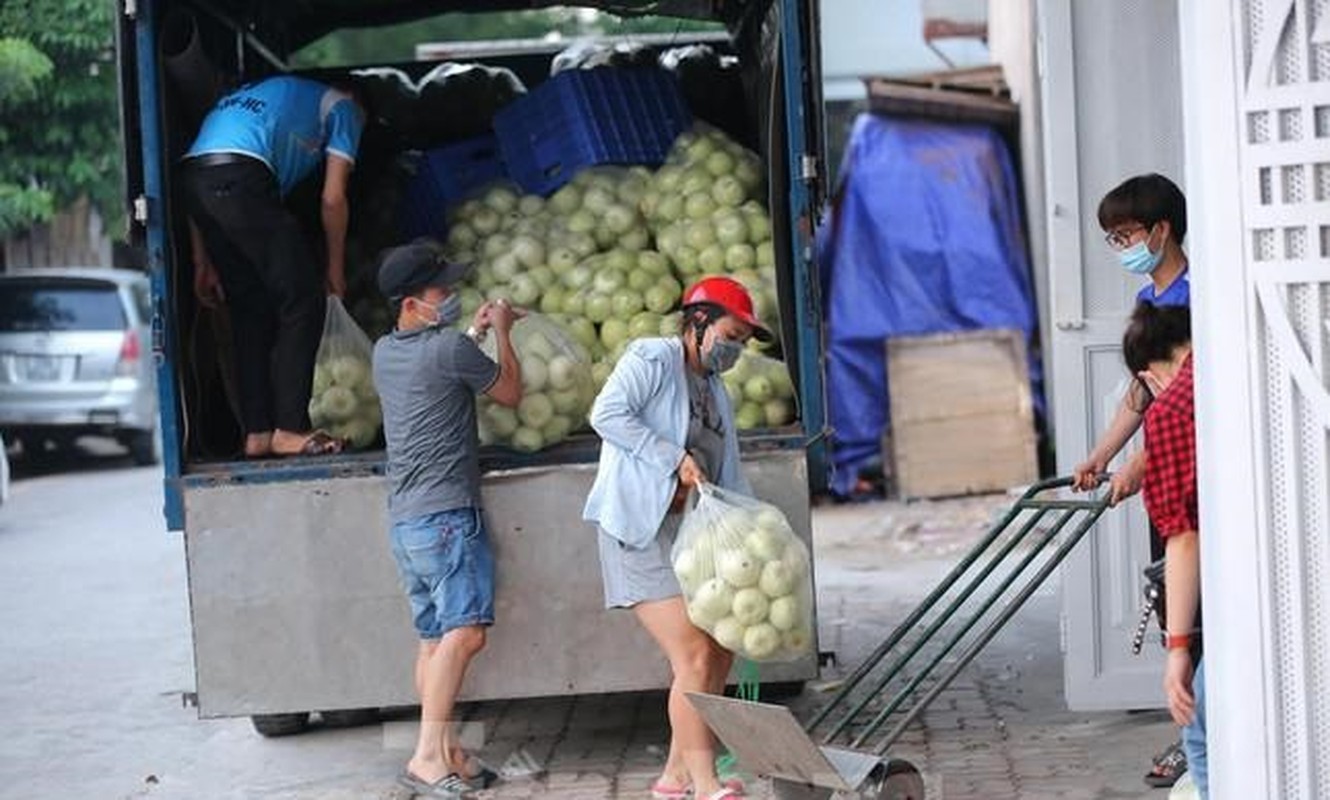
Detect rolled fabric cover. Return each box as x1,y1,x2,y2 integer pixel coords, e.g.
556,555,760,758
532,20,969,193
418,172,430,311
161,8,223,132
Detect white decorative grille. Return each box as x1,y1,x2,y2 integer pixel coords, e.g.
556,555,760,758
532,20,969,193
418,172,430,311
1240,0,1330,796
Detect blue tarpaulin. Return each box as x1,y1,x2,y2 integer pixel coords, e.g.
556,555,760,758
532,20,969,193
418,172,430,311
818,114,1043,497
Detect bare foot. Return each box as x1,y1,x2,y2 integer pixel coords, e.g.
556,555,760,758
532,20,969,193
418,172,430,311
270,429,344,457
652,769,691,793
405,755,452,786
244,432,273,458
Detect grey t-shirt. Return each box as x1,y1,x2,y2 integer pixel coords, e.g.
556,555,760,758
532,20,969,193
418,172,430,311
685,369,727,482
372,326,500,523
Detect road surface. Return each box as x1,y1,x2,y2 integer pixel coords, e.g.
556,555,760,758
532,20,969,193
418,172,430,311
0,450,1175,799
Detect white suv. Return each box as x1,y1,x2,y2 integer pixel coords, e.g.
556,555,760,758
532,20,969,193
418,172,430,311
0,269,160,466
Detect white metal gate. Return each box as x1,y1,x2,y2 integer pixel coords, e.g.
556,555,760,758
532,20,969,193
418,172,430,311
1039,0,1186,710
1181,0,1330,796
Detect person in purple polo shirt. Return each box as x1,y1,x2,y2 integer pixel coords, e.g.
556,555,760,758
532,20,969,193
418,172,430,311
181,75,366,458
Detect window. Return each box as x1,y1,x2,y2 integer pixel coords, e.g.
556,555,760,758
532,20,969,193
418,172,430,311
0,280,127,332
131,282,153,325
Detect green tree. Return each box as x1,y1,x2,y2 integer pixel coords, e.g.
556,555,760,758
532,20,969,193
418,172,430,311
0,37,52,103
0,37,56,235
0,0,122,239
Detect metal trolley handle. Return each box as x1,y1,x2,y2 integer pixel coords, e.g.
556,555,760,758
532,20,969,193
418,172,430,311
805,475,1114,757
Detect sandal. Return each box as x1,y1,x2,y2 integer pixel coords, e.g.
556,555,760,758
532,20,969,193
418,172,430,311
1144,740,1188,788
651,777,743,799
651,780,691,800
277,429,345,458
463,765,500,790
704,789,745,800
397,770,474,798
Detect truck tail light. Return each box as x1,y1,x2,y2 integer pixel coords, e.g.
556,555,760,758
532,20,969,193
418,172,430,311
116,330,141,377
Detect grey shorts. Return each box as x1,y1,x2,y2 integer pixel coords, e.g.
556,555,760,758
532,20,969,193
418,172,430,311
597,516,682,609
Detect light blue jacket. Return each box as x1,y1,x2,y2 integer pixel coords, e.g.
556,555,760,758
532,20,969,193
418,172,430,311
583,337,750,547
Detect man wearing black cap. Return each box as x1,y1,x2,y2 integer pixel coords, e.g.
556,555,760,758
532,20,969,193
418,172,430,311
371,241,521,797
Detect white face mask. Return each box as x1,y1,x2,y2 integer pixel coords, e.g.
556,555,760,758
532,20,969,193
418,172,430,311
413,293,461,328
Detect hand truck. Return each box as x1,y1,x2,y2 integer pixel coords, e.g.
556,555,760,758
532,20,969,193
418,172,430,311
689,477,1114,799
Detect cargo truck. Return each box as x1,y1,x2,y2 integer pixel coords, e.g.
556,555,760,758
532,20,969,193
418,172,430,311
116,0,829,735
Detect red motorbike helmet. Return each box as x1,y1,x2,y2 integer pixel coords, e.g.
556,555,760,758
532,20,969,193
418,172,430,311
681,276,773,342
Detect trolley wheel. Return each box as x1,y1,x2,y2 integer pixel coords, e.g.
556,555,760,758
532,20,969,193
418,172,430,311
319,707,381,728
250,712,311,737
863,759,924,800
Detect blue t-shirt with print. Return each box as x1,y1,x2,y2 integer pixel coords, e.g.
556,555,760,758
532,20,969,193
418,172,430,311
1137,268,1190,307
187,76,364,196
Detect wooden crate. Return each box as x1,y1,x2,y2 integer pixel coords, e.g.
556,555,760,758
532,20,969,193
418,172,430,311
886,329,1038,499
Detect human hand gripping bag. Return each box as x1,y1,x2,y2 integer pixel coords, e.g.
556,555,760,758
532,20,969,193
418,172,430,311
476,311,595,452
672,484,814,662
308,296,381,450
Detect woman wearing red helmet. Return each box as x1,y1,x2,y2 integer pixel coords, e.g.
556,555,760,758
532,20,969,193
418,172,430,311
583,276,772,800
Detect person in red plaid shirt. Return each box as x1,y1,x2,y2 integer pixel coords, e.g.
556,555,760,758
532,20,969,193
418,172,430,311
1122,303,1206,800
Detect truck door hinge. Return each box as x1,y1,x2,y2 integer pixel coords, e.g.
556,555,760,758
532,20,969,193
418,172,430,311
124,0,137,18
133,195,149,225
800,155,818,182
151,298,166,366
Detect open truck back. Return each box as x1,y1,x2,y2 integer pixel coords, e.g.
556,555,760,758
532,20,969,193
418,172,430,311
117,0,828,731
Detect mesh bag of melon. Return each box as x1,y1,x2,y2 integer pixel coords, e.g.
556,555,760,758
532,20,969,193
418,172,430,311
477,311,595,453
672,484,814,662
309,296,382,450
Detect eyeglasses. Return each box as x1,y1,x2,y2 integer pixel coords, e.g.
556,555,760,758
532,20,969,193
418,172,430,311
1104,224,1150,250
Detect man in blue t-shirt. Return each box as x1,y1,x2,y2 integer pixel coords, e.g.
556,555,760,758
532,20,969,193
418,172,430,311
1073,173,1191,502
181,75,366,458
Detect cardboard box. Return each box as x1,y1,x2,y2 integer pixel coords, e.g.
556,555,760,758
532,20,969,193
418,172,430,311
887,329,1038,498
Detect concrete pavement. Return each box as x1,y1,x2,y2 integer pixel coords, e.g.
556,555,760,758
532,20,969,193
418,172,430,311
0,453,1176,799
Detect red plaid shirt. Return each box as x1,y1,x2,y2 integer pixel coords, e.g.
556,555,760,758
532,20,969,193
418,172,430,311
1143,354,1198,538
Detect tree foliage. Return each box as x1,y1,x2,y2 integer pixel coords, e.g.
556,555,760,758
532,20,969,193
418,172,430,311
292,10,720,68
0,0,122,238
0,37,53,105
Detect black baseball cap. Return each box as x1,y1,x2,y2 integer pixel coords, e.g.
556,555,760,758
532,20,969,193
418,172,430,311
377,240,472,300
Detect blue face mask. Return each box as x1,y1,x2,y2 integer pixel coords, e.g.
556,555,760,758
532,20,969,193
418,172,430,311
1119,231,1164,275
705,337,745,374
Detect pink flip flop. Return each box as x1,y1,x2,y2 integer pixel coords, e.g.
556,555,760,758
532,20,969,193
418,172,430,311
650,780,691,800
651,778,745,799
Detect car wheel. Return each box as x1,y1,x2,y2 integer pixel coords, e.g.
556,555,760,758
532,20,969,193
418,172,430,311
250,712,311,738
129,427,161,467
863,759,925,800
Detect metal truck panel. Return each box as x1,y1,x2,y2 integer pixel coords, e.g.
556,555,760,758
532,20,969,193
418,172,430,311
185,449,817,716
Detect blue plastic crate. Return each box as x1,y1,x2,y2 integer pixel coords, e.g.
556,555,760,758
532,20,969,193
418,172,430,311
401,134,507,239
495,67,692,196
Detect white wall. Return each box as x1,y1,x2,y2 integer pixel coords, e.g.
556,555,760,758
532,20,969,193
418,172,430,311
987,0,1049,422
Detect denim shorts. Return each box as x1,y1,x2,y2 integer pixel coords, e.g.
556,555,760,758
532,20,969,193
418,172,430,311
389,507,496,640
